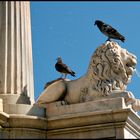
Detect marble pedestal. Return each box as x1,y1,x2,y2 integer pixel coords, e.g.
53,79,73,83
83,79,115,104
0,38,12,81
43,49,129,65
0,97,140,139
46,97,140,139
0,97,47,139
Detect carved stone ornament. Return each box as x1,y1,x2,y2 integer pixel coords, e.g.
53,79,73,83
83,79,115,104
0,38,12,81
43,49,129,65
36,41,140,112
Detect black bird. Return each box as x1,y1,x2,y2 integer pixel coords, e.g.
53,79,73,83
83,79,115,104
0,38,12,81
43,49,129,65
94,20,125,42
55,57,76,79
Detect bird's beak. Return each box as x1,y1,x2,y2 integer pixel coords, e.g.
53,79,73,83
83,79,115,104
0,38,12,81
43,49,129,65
94,23,96,26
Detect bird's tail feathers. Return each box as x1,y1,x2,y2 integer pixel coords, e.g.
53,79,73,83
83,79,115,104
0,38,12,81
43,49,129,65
121,38,125,42
120,36,125,42
70,71,76,77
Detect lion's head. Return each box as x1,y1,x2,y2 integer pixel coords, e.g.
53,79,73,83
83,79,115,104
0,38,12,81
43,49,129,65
87,41,137,96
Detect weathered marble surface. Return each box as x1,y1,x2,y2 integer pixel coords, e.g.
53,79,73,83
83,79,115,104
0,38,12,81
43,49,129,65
47,104,140,139
0,111,47,139
0,1,34,104
36,41,140,112
0,100,140,139
45,97,127,117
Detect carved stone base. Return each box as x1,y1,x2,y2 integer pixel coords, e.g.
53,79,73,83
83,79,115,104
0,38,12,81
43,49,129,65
0,94,31,105
0,97,46,117
46,98,140,139
47,108,140,139
0,113,47,139
0,97,140,138
0,100,47,138
45,97,129,117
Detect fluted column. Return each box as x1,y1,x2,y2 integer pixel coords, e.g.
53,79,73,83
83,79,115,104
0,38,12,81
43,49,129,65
0,1,34,104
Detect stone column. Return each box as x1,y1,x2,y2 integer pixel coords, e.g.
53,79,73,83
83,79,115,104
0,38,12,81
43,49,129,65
0,1,34,104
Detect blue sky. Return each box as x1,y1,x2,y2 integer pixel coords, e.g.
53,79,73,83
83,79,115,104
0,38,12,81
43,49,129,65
30,2,140,106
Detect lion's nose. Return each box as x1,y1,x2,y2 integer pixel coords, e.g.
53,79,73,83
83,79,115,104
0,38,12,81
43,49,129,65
126,57,137,69
127,53,137,66
131,58,137,67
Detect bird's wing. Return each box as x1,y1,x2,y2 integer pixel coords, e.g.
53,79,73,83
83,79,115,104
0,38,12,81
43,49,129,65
63,63,75,74
58,63,72,73
62,63,69,69
58,63,68,69
102,24,117,34
102,23,124,38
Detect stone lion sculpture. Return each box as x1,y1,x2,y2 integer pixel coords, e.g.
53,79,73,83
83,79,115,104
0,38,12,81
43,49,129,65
36,41,140,111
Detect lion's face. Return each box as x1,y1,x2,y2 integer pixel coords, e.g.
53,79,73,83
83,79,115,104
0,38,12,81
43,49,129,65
106,42,137,85
89,41,137,95
120,48,137,84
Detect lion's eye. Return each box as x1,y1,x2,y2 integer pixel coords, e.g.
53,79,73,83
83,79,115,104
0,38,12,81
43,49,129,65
126,63,130,67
